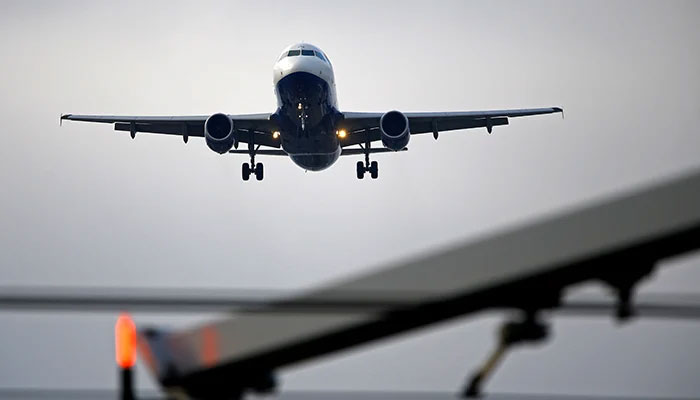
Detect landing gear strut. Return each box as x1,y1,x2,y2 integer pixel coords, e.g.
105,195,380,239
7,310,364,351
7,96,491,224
242,142,264,181
356,141,378,180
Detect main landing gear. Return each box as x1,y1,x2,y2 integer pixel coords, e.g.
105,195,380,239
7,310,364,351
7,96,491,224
242,162,263,181
242,143,264,181
356,161,378,179
356,142,378,180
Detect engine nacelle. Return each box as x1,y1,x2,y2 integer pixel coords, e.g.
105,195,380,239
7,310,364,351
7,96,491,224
380,110,410,151
205,113,235,154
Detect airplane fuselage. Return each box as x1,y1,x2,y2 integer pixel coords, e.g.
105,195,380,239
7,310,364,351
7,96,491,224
272,44,341,171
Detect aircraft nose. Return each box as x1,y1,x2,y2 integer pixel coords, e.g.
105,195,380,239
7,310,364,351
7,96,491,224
275,56,327,83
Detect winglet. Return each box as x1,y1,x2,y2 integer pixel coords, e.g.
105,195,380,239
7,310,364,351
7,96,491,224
60,114,71,126
553,107,564,119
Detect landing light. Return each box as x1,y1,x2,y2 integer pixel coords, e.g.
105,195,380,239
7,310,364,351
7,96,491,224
337,129,347,139
273,131,281,139
115,313,137,369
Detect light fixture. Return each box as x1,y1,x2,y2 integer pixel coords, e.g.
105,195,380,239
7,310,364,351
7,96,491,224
273,131,281,139
337,129,347,138
115,313,137,369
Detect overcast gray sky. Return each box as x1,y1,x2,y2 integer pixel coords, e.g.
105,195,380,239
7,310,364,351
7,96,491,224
1,0,699,398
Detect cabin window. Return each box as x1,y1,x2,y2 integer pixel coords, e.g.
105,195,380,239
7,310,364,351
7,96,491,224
301,49,314,56
287,50,301,57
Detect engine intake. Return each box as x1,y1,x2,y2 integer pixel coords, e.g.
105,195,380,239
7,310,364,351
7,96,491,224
380,110,410,151
205,113,235,154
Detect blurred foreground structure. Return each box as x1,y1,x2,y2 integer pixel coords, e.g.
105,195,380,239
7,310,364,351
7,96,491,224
138,168,700,399
2,169,700,399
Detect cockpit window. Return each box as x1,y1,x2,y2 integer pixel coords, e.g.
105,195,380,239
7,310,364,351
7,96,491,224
279,48,331,64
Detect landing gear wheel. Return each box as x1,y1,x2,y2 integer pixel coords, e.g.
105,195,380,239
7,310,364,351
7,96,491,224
242,163,251,181
369,161,378,179
255,163,264,181
356,161,365,179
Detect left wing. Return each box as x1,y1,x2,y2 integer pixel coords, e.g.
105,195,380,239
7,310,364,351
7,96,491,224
60,113,281,148
338,107,562,147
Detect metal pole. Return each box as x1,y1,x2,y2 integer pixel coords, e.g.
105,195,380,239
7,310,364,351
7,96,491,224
120,366,135,400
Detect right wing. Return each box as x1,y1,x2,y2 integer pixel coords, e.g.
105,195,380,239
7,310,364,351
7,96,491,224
60,113,282,148
338,107,563,147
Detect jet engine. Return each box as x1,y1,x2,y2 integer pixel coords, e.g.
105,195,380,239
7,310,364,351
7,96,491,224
380,110,410,151
205,113,235,154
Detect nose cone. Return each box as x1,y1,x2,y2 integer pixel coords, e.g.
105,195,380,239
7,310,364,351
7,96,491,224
274,56,330,85
273,43,334,86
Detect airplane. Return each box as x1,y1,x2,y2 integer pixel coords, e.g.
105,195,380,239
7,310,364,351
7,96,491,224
61,43,563,181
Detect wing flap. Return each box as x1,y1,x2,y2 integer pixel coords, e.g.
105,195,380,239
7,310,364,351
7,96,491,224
408,116,509,135
340,147,407,156
229,149,287,156
340,117,508,147
114,122,203,137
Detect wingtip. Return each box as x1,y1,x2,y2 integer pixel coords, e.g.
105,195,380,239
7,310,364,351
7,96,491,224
553,107,564,119
60,113,71,126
